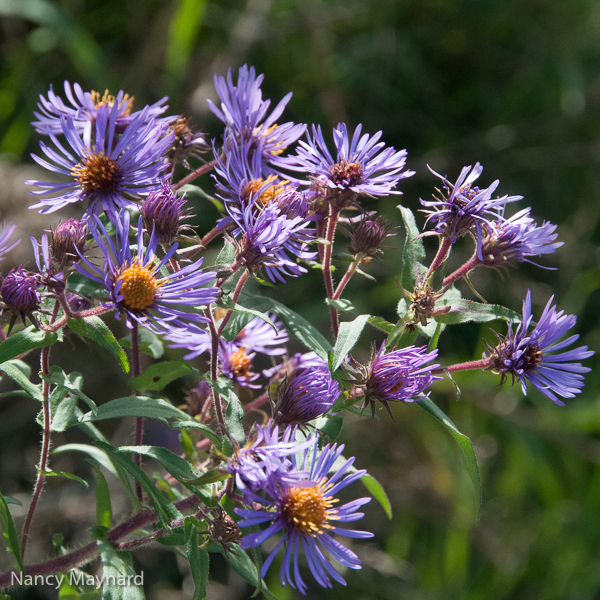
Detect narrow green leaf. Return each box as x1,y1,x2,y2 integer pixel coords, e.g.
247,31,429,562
0,326,58,366
418,397,481,521
68,316,129,373
97,541,144,600
95,442,182,529
172,421,222,448
55,444,118,477
40,468,89,488
0,360,43,401
51,395,77,432
118,445,199,481
367,316,394,334
316,415,343,443
81,396,189,424
361,473,392,520
0,491,23,572
129,360,192,392
398,205,426,292
434,299,522,324
332,314,370,371
43,366,97,413
206,377,245,445
215,238,236,267
180,469,231,486
325,297,358,315
94,466,112,528
185,519,209,600
427,321,444,352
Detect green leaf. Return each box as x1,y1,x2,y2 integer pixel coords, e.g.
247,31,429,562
95,442,182,529
65,272,105,299
97,541,144,600
215,238,236,267
316,415,343,443
80,396,189,425
172,421,222,448
40,468,89,488
43,366,97,413
433,299,522,324
0,360,43,401
0,490,23,572
179,184,223,212
185,519,209,600
219,296,278,342
51,394,78,432
332,314,370,371
367,316,394,334
68,316,129,373
120,328,164,359
0,326,58,364
325,297,358,315
94,466,112,528
129,361,192,392
118,445,199,481
418,397,481,521
206,377,245,446
361,473,392,520
225,548,279,600
179,469,231,486
398,205,426,292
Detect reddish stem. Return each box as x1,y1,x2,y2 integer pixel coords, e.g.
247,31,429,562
217,271,249,336
433,356,493,375
424,236,452,281
442,253,481,288
332,259,360,300
204,308,226,435
131,322,144,503
173,157,221,191
322,209,340,338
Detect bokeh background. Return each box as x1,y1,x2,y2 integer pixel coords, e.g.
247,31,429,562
1,0,600,598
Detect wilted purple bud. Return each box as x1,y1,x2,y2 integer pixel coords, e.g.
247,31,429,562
51,218,89,265
272,367,340,427
66,292,93,313
347,215,396,257
142,184,188,244
1,266,41,327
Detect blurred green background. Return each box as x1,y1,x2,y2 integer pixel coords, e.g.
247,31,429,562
1,0,600,598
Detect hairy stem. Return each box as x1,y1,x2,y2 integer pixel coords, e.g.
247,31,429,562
424,236,452,281
332,258,360,300
173,157,220,191
21,301,60,557
442,253,481,288
322,209,340,338
131,322,144,504
217,271,249,336
433,356,493,375
204,308,227,435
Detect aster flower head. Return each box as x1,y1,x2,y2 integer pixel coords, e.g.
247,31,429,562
272,367,340,428
219,341,261,388
207,65,305,161
480,208,563,268
263,351,329,381
30,234,66,292
75,210,218,332
32,81,170,136
165,115,208,167
346,214,397,258
228,422,311,495
27,102,173,222
142,184,190,245
1,266,41,329
236,436,373,595
231,202,315,283
281,123,414,206
234,313,289,356
488,290,594,405
420,163,522,259
359,342,441,418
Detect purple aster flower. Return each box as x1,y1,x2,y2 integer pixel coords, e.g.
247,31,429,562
30,234,67,292
32,81,170,136
0,220,19,262
228,422,311,495
142,184,190,245
480,208,563,268
219,341,261,388
1,266,41,330
207,65,305,161
164,323,211,360
231,202,315,283
75,210,218,332
419,163,522,259
263,352,329,381
236,437,373,595
280,123,414,203
488,290,594,405
357,343,440,417
272,367,340,427
27,102,173,222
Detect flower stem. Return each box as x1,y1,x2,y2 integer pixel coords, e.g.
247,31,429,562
173,157,221,191
21,301,60,558
433,356,493,375
217,271,249,337
204,308,227,436
322,209,340,338
131,322,144,504
424,236,452,281
332,259,360,300
442,253,481,288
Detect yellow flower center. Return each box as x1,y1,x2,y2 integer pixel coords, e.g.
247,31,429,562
330,160,364,187
91,89,134,116
117,259,161,311
241,175,289,208
230,348,253,378
72,151,122,194
281,483,338,536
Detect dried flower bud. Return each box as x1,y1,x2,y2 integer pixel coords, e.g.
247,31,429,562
166,115,208,166
347,216,396,257
51,219,89,265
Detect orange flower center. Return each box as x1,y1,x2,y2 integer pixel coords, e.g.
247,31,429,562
330,160,364,187
230,348,253,378
117,260,160,311
281,484,337,535
91,89,134,116
72,151,122,194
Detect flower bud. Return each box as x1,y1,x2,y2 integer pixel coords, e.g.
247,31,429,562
1,266,41,323
51,219,89,265
348,215,395,257
142,184,187,245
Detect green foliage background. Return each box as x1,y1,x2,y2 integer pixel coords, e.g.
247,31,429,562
1,0,600,598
